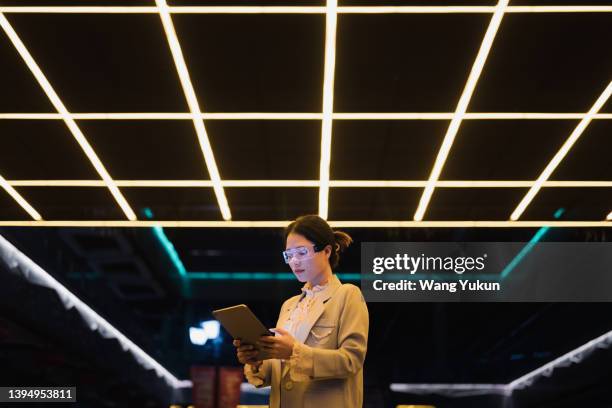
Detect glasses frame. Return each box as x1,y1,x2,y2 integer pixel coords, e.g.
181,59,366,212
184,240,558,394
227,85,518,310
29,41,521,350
283,243,327,264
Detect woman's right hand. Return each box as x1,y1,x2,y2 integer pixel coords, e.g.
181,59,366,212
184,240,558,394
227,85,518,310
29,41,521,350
233,339,263,367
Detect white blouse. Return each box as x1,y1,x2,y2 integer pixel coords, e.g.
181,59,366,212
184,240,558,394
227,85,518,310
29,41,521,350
244,278,332,384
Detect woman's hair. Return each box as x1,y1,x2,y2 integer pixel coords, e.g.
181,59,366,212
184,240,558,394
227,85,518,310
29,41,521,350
284,214,353,269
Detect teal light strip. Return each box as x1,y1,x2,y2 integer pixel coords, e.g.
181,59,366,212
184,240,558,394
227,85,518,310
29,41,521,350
143,207,361,282
186,272,362,281
144,208,187,278
145,203,545,283
152,226,187,278
500,208,565,280
183,272,500,282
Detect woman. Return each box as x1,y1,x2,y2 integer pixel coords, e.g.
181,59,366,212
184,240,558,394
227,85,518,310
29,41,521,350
233,214,369,407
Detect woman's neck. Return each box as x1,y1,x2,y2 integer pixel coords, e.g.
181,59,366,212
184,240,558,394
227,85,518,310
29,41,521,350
309,267,332,287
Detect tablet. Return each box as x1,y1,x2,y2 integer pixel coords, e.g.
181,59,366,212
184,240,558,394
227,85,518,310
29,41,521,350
212,304,274,360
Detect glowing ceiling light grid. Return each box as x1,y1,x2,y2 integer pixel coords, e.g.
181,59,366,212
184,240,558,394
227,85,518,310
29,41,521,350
0,6,609,224
0,13,137,221
510,81,612,221
155,0,231,221
1,6,612,14
413,0,509,222
4,180,612,188
318,0,338,220
1,112,612,120
0,220,610,228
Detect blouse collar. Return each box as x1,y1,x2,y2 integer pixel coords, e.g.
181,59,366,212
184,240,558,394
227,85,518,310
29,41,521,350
300,274,340,298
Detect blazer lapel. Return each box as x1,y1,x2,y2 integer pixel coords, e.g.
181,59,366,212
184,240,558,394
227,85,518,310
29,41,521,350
277,296,299,330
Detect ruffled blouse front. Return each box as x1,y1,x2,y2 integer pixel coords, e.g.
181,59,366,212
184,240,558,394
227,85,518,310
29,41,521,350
245,278,332,384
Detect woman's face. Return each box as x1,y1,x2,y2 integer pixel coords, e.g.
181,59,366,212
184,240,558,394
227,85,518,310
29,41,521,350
285,232,331,284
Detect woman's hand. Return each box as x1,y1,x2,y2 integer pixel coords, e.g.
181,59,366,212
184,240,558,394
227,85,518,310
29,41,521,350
257,327,296,360
233,339,262,367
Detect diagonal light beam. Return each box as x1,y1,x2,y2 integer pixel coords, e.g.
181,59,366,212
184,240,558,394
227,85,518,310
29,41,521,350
500,208,565,280
318,0,338,220
155,0,231,220
0,233,190,388
392,323,612,395
508,326,612,391
0,13,137,220
0,174,42,220
510,81,612,220
413,0,509,221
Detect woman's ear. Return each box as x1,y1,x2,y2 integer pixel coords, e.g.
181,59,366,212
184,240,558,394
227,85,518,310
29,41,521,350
325,244,332,259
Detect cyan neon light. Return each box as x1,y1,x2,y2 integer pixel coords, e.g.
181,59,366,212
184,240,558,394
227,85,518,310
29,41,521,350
143,207,154,219
143,209,357,282
151,226,187,278
500,208,565,280
142,207,537,283
144,208,187,278
184,272,503,281
338,273,361,281
185,272,361,281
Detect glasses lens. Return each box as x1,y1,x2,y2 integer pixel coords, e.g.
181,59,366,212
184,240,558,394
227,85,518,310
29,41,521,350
283,246,313,264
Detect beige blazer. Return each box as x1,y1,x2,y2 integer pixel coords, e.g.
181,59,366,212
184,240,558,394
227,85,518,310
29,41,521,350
247,275,369,408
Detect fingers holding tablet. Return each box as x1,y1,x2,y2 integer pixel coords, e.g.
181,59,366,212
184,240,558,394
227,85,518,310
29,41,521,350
234,339,261,365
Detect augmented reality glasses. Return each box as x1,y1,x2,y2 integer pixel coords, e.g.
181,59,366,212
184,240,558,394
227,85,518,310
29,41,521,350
282,244,326,264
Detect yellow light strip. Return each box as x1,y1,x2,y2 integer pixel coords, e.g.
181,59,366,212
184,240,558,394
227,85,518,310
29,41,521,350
2,112,612,120
505,6,612,13
414,0,509,222
331,180,612,188
5,180,612,188
169,6,326,14
510,81,612,221
0,13,136,221
339,6,612,13
0,174,42,220
155,0,231,221
318,0,338,220
335,112,612,120
340,6,495,14
1,6,611,14
0,7,160,14
200,112,323,120
0,220,609,228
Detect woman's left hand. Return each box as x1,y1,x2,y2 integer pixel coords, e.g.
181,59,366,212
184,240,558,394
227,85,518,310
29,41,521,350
257,327,295,360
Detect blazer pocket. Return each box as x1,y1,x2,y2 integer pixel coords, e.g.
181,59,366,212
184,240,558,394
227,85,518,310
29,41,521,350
310,324,335,345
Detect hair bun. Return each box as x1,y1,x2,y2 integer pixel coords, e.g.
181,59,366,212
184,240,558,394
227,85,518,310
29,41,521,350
333,230,353,253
